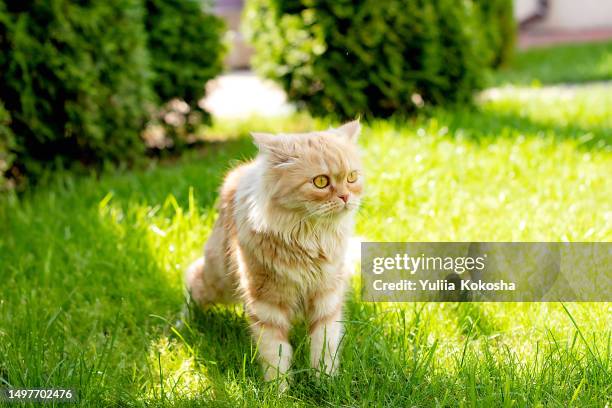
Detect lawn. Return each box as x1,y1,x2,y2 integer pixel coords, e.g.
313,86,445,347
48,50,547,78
492,40,612,85
1,43,611,407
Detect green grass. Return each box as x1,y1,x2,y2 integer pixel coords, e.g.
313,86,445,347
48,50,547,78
492,41,612,85
1,43,611,406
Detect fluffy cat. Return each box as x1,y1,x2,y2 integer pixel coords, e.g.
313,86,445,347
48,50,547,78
185,120,363,389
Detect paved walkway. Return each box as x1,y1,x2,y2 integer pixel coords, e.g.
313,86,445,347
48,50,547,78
202,73,612,119
519,28,612,48
480,81,612,103
201,70,294,118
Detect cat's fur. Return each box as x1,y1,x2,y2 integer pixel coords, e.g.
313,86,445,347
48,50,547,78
185,120,363,388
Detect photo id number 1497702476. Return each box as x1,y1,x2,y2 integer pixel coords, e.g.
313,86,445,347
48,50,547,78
1,388,78,403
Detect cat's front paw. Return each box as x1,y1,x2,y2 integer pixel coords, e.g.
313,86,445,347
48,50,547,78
277,378,289,393
264,373,290,392
312,357,340,378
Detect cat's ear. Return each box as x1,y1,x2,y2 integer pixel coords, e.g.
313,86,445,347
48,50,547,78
251,132,279,152
252,132,295,165
334,119,361,143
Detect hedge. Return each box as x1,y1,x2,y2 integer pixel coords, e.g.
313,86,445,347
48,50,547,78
431,0,484,106
0,0,152,176
143,0,225,148
474,0,515,67
244,0,514,118
145,0,225,113
0,101,14,190
0,0,225,183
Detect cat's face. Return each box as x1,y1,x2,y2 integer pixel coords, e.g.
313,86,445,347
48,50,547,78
253,120,364,219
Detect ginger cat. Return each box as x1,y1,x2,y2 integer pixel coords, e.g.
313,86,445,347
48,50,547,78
185,120,363,389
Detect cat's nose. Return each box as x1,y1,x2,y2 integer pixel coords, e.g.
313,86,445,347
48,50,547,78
338,194,349,203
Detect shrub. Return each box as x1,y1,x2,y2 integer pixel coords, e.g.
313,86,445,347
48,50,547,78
0,0,153,176
143,0,225,148
145,0,225,111
244,0,512,119
431,0,484,105
474,0,515,67
0,0,226,181
0,101,14,190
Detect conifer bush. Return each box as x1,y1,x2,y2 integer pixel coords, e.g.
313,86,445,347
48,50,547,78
474,0,515,67
145,0,225,112
0,0,225,182
143,0,225,149
0,0,152,175
244,0,515,118
0,101,14,189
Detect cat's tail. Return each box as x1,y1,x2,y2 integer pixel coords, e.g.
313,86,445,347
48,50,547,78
176,257,207,329
185,256,207,306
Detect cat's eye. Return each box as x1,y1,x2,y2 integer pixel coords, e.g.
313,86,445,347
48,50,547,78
347,170,358,183
313,175,330,188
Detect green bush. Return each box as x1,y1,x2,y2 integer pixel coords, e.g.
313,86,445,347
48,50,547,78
244,0,506,118
430,0,485,105
145,0,224,111
0,101,14,190
0,0,153,175
143,0,225,148
0,0,226,182
474,0,515,67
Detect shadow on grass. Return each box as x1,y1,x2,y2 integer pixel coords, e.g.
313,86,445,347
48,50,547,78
186,304,256,375
172,295,456,407
96,137,257,211
0,200,184,404
0,136,258,405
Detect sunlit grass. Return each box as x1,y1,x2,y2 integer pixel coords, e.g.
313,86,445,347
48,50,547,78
1,43,611,406
146,335,213,401
358,121,610,242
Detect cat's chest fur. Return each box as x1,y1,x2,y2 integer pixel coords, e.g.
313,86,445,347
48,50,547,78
237,217,348,290
229,160,354,307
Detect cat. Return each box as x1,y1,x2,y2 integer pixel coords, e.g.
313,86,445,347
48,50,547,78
185,120,363,389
